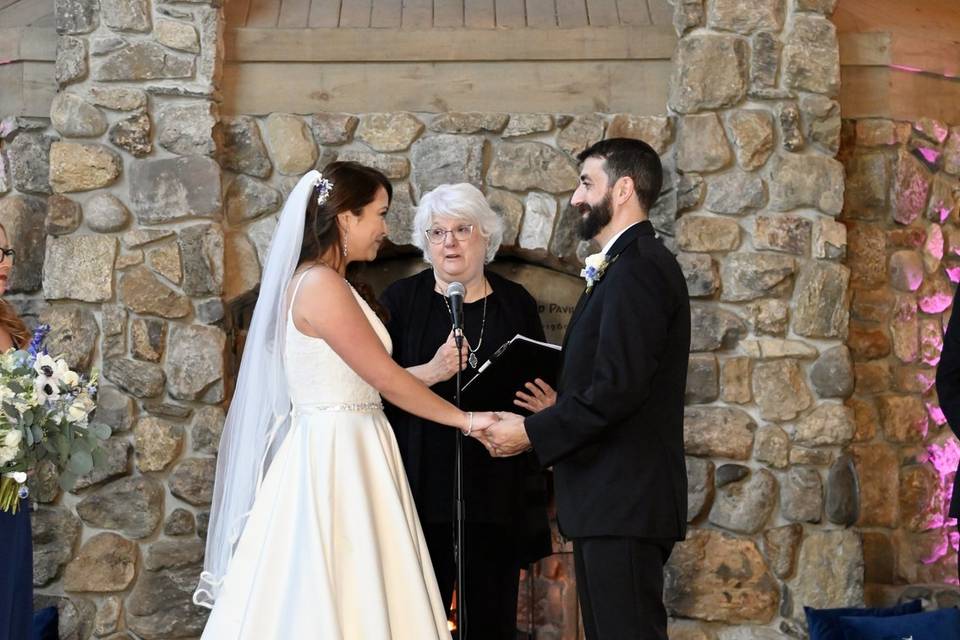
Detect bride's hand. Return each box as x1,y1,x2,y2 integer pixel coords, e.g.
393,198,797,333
464,411,499,436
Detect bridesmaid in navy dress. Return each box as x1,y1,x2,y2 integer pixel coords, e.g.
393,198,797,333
0,222,34,640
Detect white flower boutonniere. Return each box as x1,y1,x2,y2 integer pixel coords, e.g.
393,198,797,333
580,252,610,292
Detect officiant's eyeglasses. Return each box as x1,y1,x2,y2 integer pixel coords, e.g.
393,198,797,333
0,249,15,264
424,224,475,244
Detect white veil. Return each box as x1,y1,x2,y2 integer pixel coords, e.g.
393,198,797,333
194,170,321,608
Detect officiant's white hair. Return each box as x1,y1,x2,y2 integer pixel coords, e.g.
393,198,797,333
413,183,504,264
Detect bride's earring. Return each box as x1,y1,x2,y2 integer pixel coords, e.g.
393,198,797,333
342,230,349,258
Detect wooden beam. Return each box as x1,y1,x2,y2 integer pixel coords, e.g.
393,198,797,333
0,27,56,61
221,59,672,115
21,60,54,117
840,65,960,123
840,30,960,80
0,0,52,28
224,25,676,61
838,32,891,66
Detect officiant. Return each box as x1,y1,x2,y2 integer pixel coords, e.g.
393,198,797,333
380,183,552,639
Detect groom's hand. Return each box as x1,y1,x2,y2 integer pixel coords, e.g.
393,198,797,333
514,378,557,413
475,412,530,458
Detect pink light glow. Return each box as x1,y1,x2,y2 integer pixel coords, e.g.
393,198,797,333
947,266,960,283
920,292,954,314
922,440,959,574
918,147,942,165
892,64,925,73
926,225,945,261
929,401,948,426
926,440,959,477
938,206,952,224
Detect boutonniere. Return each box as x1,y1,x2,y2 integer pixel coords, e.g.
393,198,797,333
580,252,618,292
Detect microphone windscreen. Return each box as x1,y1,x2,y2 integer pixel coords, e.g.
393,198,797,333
447,282,466,298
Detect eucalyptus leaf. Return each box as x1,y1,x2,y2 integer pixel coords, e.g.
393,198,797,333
91,447,107,469
55,434,69,460
22,409,33,427
91,423,112,440
31,425,43,445
7,381,22,394
67,449,93,476
58,470,78,492
24,427,33,447
2,402,18,420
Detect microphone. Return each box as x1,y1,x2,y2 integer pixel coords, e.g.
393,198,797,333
446,281,466,345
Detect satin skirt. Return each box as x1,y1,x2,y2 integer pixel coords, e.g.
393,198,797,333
200,409,449,639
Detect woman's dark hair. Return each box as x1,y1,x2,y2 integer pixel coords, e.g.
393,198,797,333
299,161,393,320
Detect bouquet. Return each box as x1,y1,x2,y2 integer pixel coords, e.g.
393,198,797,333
0,324,108,514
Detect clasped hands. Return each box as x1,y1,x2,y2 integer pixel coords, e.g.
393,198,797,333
465,377,556,457
463,411,530,458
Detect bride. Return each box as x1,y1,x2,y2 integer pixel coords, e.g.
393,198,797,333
195,162,499,638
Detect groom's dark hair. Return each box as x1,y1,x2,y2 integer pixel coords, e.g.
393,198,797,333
577,138,663,213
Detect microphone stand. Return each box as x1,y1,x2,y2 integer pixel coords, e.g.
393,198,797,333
453,327,466,640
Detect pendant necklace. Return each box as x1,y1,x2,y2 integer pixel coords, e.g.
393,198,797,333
438,278,488,369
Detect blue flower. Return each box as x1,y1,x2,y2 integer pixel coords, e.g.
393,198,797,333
27,324,51,358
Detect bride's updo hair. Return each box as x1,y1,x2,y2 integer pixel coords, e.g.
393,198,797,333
299,161,393,320
298,160,393,267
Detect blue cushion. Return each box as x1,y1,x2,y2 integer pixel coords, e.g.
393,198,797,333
839,607,960,640
32,606,58,640
805,600,923,640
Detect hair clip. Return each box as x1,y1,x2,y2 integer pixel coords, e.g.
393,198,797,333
315,175,334,206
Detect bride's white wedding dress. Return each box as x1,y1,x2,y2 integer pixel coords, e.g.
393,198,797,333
201,274,449,639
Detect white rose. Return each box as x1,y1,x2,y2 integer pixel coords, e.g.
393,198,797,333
62,371,80,387
8,472,26,484
0,446,13,465
67,403,87,423
584,253,606,270
4,429,21,448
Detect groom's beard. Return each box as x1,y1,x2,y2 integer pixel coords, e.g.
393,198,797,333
576,192,614,240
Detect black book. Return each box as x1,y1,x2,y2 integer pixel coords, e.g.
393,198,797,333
460,334,562,415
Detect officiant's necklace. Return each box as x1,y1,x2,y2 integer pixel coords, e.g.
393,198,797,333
437,277,488,369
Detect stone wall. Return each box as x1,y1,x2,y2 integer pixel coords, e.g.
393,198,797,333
841,116,960,607
1,0,225,636
660,1,861,637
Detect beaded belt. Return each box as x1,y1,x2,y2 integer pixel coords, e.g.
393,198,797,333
293,402,383,414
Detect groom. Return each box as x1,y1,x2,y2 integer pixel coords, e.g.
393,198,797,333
478,138,690,639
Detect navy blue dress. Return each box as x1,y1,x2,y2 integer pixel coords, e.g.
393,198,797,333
0,498,32,640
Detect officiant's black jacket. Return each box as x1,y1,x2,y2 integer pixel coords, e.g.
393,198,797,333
935,286,960,517
525,221,690,540
381,268,552,565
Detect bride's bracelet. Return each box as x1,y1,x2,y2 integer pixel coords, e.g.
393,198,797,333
463,411,474,436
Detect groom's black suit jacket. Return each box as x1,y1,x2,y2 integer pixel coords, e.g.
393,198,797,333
935,285,960,518
525,221,690,540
